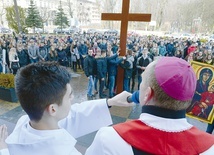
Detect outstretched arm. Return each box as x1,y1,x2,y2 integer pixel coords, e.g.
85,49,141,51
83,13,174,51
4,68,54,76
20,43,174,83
58,91,133,138
0,125,10,155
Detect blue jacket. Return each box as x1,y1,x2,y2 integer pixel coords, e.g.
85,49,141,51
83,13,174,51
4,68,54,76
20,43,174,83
96,54,118,79
78,44,88,56
84,55,96,77
96,57,106,79
166,43,175,56
120,60,133,79
111,44,118,54
17,49,29,66
159,45,166,56
57,49,67,62
99,43,107,51
136,56,152,75
107,57,123,76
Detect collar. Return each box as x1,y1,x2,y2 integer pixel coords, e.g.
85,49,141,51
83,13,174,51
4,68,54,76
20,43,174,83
140,106,192,132
141,105,186,119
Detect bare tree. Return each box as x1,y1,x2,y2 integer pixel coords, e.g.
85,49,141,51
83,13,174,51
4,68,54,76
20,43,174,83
156,0,168,30
0,0,6,25
77,2,90,26
40,8,50,33
67,0,73,18
99,0,214,33
102,0,119,29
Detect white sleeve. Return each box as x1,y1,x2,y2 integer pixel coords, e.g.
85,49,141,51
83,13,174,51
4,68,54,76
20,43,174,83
200,145,214,155
0,149,10,155
85,127,134,155
85,128,106,155
58,99,112,138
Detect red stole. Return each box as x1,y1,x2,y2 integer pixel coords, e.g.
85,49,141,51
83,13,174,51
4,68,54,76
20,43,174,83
113,120,214,154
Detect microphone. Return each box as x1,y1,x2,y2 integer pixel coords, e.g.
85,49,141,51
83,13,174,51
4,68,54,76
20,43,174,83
127,91,139,104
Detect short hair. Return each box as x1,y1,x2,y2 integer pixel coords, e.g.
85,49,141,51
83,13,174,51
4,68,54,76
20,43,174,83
101,49,106,54
127,49,133,55
145,60,191,110
15,61,72,121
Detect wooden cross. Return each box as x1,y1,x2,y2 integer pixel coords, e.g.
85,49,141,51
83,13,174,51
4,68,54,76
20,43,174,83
102,0,151,93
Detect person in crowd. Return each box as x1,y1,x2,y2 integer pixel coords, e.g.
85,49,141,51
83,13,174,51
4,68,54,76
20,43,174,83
0,61,133,155
195,51,204,62
203,49,209,60
17,45,29,68
47,45,58,62
111,40,119,54
186,51,194,63
85,57,214,155
65,43,71,67
175,49,183,58
38,41,48,62
204,54,214,65
96,49,119,98
188,42,197,56
120,49,134,92
99,39,107,51
130,51,138,93
107,50,124,98
1,40,10,70
71,43,80,72
183,40,191,59
207,120,214,134
92,42,99,57
158,41,166,56
28,39,39,63
95,49,107,98
57,45,67,67
149,42,159,57
136,47,152,90
84,49,97,100
78,40,88,70
8,47,19,74
166,40,175,56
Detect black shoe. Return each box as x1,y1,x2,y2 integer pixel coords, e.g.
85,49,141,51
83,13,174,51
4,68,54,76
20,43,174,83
99,94,107,99
88,94,94,100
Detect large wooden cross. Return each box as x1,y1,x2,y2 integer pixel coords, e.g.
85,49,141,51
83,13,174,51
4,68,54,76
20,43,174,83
102,0,151,93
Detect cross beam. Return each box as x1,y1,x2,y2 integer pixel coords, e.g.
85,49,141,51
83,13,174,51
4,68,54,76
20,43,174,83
102,0,151,93
102,13,151,22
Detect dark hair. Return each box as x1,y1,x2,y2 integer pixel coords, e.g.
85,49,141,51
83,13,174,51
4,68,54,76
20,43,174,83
127,49,133,55
15,61,72,121
200,68,213,77
101,49,106,54
199,68,213,84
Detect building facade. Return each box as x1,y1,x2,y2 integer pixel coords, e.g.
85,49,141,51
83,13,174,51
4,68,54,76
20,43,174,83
0,0,101,32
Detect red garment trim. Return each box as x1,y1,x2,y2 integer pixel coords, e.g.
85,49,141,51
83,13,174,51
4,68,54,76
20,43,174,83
113,120,214,155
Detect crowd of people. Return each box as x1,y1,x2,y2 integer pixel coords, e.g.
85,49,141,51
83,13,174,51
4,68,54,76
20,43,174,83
0,29,214,154
0,56,213,155
1,31,214,100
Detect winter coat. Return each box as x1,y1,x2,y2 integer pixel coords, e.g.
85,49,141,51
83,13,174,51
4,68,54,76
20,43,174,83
38,46,48,60
107,57,123,76
136,56,152,75
84,55,96,77
17,50,29,67
159,45,167,56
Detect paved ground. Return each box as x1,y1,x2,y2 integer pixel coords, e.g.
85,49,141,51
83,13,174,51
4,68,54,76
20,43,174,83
0,68,212,154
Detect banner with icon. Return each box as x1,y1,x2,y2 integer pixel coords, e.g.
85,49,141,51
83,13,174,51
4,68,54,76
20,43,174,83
186,61,214,124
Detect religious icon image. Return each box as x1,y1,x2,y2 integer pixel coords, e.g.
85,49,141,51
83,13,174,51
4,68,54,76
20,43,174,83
186,61,214,124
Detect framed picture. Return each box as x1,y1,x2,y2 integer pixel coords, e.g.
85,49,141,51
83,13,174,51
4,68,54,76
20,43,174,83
186,61,214,124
